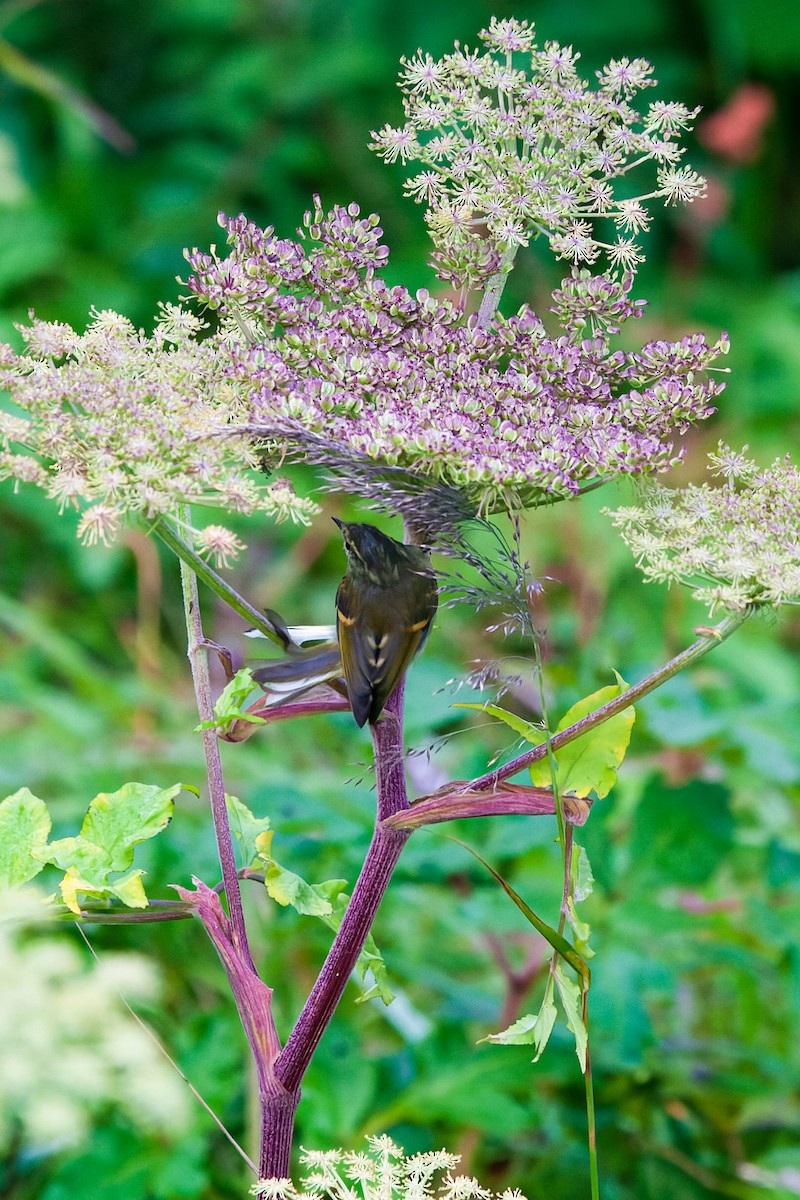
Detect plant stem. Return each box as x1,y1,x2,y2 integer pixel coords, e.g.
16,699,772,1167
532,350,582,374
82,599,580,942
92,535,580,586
583,989,600,1200
274,681,411,1096
155,516,283,644
178,537,254,970
469,610,749,790
475,245,518,330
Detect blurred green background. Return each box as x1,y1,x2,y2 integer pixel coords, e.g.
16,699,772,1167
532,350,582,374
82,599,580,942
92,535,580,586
1,1,799,1198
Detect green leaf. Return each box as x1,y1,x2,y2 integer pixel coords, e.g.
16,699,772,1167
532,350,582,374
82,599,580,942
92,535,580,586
32,782,182,913
0,788,51,889
487,980,558,1061
79,782,180,870
529,674,635,798
566,845,594,956
553,958,589,1071
225,794,271,869
572,843,595,903
319,882,394,1004
454,701,545,742
264,860,334,917
196,668,265,733
59,865,148,913
452,837,589,982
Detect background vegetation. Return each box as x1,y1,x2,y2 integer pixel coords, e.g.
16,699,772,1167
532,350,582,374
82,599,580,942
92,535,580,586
0,1,798,1198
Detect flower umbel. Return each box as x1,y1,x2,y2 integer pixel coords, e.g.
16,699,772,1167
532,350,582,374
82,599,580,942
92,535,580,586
187,207,728,529
0,305,319,562
607,445,800,613
251,1135,528,1200
371,17,704,288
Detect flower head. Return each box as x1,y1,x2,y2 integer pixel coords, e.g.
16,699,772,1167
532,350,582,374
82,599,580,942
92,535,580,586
251,1136,526,1200
0,305,319,559
607,446,800,613
371,20,704,286
186,207,727,532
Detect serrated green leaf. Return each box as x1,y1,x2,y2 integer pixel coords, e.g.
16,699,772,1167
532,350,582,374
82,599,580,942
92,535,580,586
225,794,272,868
529,675,635,798
30,781,182,912
80,782,180,869
197,669,265,733
553,958,589,1071
487,983,558,1060
0,788,52,889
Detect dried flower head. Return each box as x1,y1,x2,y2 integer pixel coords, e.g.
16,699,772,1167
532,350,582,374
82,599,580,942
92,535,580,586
0,305,319,563
606,445,800,613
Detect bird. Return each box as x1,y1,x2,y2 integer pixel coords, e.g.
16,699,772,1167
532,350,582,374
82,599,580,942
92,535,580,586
333,518,438,727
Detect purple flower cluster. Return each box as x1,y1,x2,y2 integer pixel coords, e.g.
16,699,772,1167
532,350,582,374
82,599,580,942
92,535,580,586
187,202,728,518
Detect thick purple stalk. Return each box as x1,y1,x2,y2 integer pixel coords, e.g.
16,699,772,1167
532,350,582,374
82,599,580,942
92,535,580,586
258,682,411,1177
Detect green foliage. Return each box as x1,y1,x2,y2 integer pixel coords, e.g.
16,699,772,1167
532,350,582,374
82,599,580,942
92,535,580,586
0,782,184,912
200,668,265,734
460,675,635,799
0,787,50,887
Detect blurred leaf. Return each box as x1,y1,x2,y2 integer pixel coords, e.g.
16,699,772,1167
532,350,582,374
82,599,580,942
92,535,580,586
225,793,271,868
0,786,51,887
627,778,734,887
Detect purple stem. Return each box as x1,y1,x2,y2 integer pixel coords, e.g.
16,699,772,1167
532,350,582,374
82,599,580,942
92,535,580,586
265,682,411,1149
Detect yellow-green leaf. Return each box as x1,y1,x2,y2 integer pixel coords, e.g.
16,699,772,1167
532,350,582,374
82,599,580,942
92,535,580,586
80,782,180,869
226,794,272,868
0,788,51,889
264,861,334,917
529,675,635,798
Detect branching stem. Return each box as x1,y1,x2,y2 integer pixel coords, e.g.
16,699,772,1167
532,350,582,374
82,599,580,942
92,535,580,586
469,610,749,790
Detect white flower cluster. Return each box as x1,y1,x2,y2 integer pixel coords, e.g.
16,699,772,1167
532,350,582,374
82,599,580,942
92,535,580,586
253,1135,528,1200
0,305,319,563
0,893,189,1154
607,445,800,613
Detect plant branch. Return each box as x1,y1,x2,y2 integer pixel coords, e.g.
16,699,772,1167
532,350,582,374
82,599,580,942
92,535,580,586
468,610,750,790
475,245,518,330
178,538,255,970
383,782,590,829
155,516,283,644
